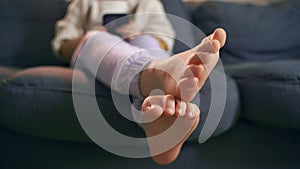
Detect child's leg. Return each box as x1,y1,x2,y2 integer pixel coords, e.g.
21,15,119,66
73,31,169,97
141,95,200,165
74,28,226,101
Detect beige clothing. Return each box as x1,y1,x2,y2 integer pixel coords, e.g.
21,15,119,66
52,0,175,59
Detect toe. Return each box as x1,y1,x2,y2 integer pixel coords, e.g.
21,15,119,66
145,95,166,109
175,100,187,117
142,104,164,123
165,95,176,116
185,103,199,120
195,28,227,53
142,96,165,123
212,28,227,48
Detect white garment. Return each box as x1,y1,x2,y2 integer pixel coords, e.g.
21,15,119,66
52,0,175,59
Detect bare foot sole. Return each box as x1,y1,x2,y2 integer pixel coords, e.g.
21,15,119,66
142,95,200,165
140,28,227,102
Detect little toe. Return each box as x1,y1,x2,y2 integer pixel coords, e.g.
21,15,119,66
145,95,167,109
185,103,198,120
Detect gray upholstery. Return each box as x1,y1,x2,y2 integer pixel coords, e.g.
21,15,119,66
225,60,300,129
0,66,145,142
0,67,89,142
192,1,300,64
0,0,68,67
1,122,300,169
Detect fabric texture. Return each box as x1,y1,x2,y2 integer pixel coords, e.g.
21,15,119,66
0,0,68,67
0,66,145,142
192,1,300,64
225,60,300,129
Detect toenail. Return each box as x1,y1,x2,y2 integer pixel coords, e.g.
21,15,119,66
167,108,173,114
189,111,195,118
178,109,183,116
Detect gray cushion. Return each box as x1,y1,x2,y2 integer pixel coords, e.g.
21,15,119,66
2,121,300,169
190,68,240,140
0,0,68,67
0,66,146,142
225,60,300,129
0,67,90,142
192,1,300,64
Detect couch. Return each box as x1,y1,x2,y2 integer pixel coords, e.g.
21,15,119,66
0,0,299,168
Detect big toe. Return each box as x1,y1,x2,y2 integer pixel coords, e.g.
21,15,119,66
142,105,164,123
212,28,227,48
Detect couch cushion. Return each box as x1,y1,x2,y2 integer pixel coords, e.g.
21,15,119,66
192,1,300,64
0,0,68,67
225,60,300,129
0,65,240,142
0,66,146,142
190,68,240,140
0,67,90,142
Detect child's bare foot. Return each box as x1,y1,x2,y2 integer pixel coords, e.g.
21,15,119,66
141,95,200,165
140,28,227,102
